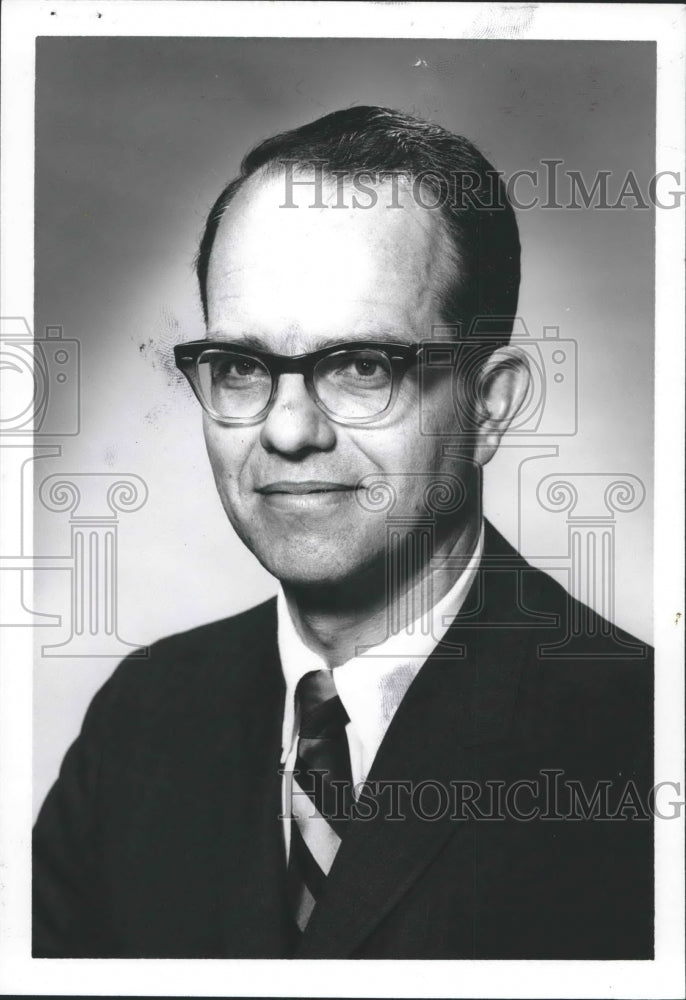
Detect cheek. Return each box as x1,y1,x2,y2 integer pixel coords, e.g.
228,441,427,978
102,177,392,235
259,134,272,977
419,380,459,434
353,431,447,519
202,420,253,495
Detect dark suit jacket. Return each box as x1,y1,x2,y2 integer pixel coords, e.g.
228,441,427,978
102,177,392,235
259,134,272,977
33,521,653,958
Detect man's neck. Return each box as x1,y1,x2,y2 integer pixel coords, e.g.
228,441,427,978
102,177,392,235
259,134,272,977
282,516,482,667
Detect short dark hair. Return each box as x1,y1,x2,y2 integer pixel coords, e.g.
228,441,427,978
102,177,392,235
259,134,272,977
196,105,520,348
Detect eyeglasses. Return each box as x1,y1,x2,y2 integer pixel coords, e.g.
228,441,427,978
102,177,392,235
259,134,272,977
174,339,436,426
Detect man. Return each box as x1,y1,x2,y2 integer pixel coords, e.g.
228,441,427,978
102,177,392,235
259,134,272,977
33,106,653,959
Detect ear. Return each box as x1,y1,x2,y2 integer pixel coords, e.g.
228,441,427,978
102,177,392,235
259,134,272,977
471,347,531,465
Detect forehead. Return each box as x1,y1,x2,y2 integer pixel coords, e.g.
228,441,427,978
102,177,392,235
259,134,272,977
205,167,454,348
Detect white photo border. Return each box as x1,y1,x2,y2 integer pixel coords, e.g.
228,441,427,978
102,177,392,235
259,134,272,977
1,2,683,997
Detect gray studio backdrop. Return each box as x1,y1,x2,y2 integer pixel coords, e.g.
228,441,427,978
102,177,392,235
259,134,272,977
32,38,655,817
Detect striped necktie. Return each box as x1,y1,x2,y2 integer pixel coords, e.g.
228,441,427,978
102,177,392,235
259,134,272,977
287,669,353,932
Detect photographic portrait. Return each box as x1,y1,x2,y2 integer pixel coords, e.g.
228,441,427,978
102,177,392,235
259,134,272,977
1,4,683,998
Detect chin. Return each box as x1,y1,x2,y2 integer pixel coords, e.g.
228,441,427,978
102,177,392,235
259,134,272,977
256,540,381,591
263,556,354,589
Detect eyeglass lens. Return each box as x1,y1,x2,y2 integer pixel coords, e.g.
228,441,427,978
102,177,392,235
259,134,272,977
313,349,393,418
198,350,272,418
196,347,394,420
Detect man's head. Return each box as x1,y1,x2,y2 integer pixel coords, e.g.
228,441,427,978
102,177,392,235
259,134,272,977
185,107,529,593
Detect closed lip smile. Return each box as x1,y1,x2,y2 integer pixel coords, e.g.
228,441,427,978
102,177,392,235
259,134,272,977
257,481,357,495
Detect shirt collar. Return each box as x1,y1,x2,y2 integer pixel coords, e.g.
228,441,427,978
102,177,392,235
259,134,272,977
278,523,484,765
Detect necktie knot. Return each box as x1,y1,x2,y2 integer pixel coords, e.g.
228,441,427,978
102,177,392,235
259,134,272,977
296,670,349,738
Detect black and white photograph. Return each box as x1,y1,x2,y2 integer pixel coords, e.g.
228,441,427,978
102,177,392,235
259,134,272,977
0,2,683,997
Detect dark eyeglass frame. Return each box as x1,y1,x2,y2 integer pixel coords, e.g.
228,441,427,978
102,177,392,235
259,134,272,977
173,339,435,426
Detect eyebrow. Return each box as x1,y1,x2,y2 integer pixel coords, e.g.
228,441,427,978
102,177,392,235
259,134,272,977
206,331,416,352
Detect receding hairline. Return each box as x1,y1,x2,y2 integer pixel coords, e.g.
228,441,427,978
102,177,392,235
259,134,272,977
206,163,462,324
195,106,521,345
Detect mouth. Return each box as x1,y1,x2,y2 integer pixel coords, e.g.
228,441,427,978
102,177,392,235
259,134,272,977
255,480,362,511
256,481,358,496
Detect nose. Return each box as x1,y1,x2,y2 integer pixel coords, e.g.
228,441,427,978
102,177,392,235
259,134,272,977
259,373,336,455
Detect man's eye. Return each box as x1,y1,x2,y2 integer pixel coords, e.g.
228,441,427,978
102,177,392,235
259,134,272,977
214,357,260,380
352,358,379,377
332,354,390,382
233,359,258,376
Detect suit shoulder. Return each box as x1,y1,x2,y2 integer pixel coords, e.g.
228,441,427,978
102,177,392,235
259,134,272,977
523,561,652,665
504,559,653,759
101,596,279,711
52,597,282,792
150,596,278,660
484,520,652,660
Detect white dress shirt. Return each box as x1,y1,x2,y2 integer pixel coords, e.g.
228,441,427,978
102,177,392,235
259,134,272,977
278,523,484,857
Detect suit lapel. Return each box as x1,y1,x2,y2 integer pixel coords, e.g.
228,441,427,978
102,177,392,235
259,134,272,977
213,601,297,956
296,523,533,957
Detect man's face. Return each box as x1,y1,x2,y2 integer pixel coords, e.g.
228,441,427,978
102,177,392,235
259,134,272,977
203,168,475,588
